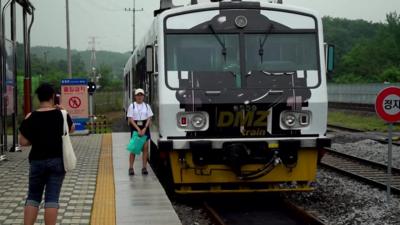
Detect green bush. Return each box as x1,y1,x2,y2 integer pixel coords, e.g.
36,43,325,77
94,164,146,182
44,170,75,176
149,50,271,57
378,66,400,83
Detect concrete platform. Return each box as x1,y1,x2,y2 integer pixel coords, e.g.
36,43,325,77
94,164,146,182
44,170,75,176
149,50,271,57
0,135,103,225
112,133,181,225
0,133,181,225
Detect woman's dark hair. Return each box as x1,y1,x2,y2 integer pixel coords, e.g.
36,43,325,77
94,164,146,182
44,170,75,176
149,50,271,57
35,83,55,102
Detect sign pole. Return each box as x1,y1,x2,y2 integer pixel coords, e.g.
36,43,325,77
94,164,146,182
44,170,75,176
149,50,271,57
89,93,94,133
387,123,393,204
375,86,400,205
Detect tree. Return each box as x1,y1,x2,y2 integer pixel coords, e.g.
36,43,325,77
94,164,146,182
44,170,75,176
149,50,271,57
72,53,86,75
329,12,400,83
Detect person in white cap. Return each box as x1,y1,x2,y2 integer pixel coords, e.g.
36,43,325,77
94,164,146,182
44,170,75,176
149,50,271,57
126,88,153,175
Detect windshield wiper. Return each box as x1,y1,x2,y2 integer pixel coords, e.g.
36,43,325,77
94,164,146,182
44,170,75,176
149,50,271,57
261,71,295,76
258,24,274,62
208,24,227,58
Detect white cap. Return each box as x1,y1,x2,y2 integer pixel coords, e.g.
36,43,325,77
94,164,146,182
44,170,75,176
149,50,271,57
135,88,145,95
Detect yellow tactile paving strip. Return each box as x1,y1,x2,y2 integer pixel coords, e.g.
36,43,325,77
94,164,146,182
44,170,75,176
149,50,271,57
90,133,116,225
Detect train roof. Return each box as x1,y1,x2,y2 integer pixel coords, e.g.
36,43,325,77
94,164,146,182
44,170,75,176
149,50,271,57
156,0,320,20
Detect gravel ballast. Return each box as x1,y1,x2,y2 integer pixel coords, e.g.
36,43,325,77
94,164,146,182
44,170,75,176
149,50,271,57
332,138,400,168
172,201,214,225
286,131,400,225
287,169,400,225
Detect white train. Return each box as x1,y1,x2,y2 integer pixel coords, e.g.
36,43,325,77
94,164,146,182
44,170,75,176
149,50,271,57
124,0,334,193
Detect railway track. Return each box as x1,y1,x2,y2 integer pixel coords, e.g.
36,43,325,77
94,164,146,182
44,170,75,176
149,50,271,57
320,148,400,195
329,102,375,112
327,124,400,146
327,124,363,133
203,196,325,225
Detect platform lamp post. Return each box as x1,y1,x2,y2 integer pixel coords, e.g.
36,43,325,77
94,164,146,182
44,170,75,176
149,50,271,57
0,0,4,160
9,0,20,152
66,0,72,78
22,6,33,116
0,0,15,157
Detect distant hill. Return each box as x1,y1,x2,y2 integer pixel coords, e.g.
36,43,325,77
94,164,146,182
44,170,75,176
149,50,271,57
29,46,131,76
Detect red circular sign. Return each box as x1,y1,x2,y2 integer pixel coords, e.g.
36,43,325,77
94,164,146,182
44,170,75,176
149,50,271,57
375,86,400,123
69,96,81,109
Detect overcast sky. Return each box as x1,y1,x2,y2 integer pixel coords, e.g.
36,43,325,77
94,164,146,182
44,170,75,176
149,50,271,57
5,0,400,53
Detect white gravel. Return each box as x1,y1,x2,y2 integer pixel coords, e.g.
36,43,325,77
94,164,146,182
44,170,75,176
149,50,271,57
286,169,400,225
332,138,400,168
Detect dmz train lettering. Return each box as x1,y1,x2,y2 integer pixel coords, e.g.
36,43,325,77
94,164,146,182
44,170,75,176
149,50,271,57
218,110,269,137
217,110,269,127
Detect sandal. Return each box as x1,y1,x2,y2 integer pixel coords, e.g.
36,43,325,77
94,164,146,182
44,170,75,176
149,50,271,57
129,168,135,176
141,167,148,175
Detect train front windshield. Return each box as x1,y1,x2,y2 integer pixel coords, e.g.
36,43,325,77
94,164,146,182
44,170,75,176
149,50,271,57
166,34,241,88
165,33,319,90
245,34,318,73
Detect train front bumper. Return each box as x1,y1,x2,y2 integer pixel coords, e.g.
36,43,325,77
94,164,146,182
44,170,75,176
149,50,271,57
158,137,330,193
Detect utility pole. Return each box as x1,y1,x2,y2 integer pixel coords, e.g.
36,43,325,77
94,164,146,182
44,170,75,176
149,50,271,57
124,0,143,53
23,7,32,116
88,36,97,82
66,0,72,78
88,36,98,132
43,50,48,75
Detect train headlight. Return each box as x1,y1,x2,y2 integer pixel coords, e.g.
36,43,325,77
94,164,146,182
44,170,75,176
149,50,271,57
177,112,209,131
235,15,248,28
191,114,206,129
280,111,311,129
283,114,296,127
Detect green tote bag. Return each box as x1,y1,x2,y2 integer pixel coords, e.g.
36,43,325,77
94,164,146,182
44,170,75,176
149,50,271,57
127,131,147,155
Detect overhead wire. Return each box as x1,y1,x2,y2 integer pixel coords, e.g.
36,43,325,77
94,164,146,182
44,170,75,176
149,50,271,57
74,0,131,12
69,0,157,52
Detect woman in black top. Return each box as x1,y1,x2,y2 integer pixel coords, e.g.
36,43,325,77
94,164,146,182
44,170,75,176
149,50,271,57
19,83,74,225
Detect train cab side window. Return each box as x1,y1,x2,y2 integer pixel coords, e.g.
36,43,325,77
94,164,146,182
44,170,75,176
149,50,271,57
155,45,158,73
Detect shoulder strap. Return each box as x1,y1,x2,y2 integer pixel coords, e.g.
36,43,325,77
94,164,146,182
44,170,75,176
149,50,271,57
61,110,69,135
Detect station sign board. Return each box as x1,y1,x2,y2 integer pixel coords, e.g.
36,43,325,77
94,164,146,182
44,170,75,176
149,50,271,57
375,86,400,123
61,79,89,130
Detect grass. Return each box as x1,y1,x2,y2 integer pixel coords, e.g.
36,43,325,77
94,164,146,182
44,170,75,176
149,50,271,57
102,111,125,124
328,110,400,132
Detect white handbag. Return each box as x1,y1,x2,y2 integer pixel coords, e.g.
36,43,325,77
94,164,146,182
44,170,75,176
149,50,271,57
61,110,76,172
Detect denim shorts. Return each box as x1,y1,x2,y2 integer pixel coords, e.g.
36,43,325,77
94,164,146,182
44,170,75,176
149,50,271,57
26,158,66,208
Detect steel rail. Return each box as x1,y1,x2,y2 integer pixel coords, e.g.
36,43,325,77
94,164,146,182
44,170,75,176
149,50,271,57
282,199,326,225
203,198,326,225
320,148,400,195
203,201,226,225
327,124,364,133
327,124,400,146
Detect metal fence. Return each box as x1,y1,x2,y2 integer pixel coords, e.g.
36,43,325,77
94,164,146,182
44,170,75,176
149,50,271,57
328,83,400,104
91,86,399,112
94,91,123,113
